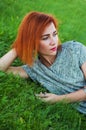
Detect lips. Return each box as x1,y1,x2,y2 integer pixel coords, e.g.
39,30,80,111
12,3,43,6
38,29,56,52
50,47,57,51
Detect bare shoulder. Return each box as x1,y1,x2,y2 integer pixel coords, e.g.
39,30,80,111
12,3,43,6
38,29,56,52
81,62,86,79
7,66,29,79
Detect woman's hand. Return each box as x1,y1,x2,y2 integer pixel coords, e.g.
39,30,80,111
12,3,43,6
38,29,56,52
35,92,63,104
36,88,86,104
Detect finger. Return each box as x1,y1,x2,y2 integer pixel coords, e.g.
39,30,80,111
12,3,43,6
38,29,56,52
35,93,48,98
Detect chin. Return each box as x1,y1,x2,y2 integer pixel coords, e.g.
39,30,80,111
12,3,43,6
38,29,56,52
51,51,57,55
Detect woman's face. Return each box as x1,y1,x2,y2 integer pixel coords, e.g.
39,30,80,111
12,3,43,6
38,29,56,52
38,22,58,58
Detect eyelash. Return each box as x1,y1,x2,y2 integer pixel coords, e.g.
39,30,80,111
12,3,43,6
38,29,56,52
42,37,48,40
42,33,58,40
54,32,58,36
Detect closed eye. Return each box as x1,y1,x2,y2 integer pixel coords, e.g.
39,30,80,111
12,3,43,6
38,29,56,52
41,30,58,40
53,31,58,36
41,36,49,40
41,34,49,40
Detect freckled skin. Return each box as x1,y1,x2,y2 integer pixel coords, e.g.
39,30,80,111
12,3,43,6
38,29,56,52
38,22,58,61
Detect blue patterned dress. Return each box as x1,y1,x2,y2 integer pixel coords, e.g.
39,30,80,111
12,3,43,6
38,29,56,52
22,41,86,114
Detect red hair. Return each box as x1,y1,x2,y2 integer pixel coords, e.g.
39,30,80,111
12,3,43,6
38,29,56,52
12,11,60,66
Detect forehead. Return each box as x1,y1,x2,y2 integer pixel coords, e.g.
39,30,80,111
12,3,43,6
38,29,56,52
42,22,56,35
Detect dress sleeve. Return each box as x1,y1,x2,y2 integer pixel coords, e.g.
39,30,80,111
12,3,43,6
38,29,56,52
67,41,86,67
22,65,37,81
79,42,86,66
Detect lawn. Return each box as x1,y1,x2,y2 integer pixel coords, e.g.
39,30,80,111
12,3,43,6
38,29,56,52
0,0,86,130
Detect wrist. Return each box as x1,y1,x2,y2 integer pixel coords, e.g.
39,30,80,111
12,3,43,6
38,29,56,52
83,87,86,93
12,48,17,58
55,94,65,102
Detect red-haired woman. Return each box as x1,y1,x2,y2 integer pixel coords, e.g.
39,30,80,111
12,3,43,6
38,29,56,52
0,11,86,114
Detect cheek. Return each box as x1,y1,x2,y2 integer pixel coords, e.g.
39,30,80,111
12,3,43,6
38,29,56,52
39,42,48,51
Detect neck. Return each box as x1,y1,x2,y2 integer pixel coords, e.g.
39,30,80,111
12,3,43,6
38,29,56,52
39,55,57,67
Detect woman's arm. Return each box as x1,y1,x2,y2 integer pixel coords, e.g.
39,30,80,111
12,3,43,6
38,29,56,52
7,66,28,78
0,48,17,71
0,48,28,78
36,88,86,103
81,62,86,79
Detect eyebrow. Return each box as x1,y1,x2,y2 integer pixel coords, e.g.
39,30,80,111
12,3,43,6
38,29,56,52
41,30,57,37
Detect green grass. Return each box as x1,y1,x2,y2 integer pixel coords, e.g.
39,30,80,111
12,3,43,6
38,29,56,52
0,0,86,130
0,72,86,130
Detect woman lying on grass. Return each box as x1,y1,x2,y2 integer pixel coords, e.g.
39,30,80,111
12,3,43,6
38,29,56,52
0,11,86,114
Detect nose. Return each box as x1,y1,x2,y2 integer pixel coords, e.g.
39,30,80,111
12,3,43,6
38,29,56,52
50,36,56,45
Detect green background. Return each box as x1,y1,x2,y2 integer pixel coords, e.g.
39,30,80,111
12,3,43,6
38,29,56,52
0,0,86,130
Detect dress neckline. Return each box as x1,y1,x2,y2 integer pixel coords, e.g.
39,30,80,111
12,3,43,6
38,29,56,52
38,51,60,69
